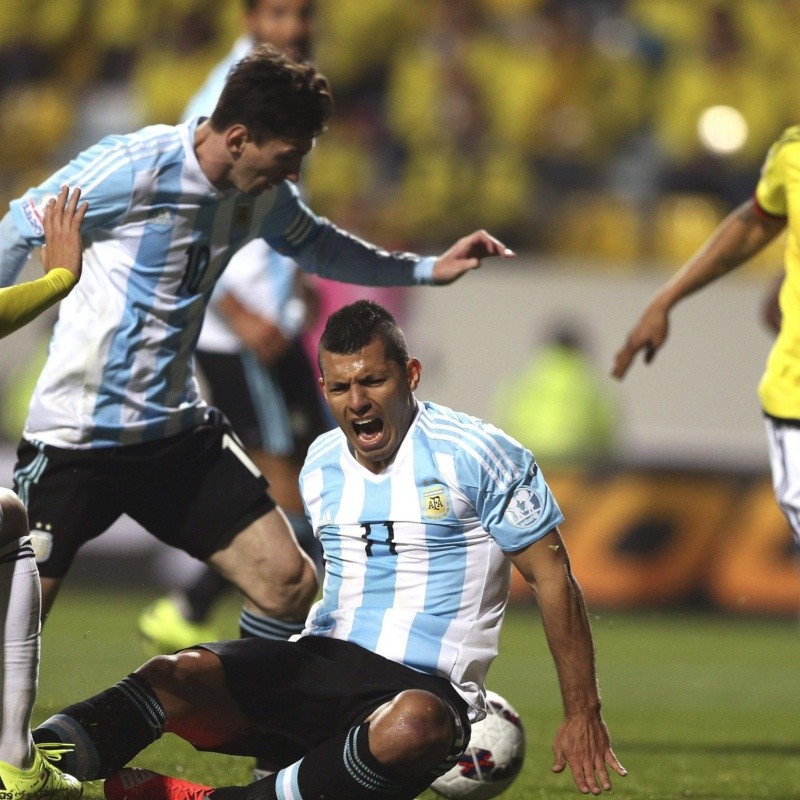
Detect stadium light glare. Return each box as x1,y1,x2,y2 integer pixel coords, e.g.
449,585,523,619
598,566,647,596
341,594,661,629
697,105,748,155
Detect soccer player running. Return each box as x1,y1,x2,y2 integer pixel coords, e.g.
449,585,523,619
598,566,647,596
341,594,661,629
0,48,512,652
33,300,626,800
0,185,87,799
612,127,799,541
138,0,330,657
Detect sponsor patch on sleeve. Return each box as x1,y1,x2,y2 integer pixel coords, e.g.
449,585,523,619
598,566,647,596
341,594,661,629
504,487,543,528
20,195,55,237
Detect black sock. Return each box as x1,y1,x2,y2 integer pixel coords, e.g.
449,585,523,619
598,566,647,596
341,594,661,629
33,673,166,780
184,567,231,622
213,723,428,800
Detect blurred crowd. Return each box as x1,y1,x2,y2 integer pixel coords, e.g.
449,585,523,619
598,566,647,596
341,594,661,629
1,0,798,266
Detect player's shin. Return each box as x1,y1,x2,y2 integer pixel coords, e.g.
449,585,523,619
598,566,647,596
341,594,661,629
214,722,432,800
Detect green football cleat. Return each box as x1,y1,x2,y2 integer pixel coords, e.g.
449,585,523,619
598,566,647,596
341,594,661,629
138,597,219,655
0,743,82,800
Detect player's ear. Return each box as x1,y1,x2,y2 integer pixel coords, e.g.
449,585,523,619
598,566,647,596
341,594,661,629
406,358,421,391
225,125,249,158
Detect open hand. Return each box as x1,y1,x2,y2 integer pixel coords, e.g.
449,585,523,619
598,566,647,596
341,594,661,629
552,714,627,795
41,185,89,281
432,229,515,285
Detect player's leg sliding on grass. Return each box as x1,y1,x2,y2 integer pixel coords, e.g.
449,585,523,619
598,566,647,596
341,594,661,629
0,489,82,800
34,639,469,800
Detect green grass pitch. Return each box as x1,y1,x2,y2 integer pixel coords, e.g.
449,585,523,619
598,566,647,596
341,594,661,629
37,587,800,799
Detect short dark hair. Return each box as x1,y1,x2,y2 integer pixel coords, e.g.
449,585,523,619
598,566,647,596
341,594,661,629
210,43,332,142
319,300,410,372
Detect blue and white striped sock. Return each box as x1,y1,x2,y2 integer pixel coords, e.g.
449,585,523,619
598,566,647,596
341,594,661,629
239,609,304,641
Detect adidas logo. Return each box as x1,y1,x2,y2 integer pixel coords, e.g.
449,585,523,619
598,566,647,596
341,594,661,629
149,209,174,226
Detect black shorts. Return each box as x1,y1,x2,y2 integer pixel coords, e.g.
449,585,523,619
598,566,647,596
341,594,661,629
14,409,275,577
197,341,331,457
196,350,263,452
198,636,471,770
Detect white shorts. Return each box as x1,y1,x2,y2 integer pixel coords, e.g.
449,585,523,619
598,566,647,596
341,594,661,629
764,415,800,543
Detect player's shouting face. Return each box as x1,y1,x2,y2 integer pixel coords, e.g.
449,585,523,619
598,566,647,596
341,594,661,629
319,338,421,474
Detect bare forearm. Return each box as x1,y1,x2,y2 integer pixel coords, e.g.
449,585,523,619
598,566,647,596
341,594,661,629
509,534,626,791
653,200,784,313
536,571,601,716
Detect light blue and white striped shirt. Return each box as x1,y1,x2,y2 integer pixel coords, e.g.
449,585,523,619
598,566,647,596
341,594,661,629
183,36,308,351
299,400,564,716
0,119,436,447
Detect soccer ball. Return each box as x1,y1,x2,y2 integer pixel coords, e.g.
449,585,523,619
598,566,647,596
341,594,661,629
430,690,525,800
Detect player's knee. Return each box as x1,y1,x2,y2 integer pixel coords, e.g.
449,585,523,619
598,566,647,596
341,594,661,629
248,554,318,619
136,649,212,700
371,690,454,767
0,487,29,547
136,654,182,697
286,555,319,607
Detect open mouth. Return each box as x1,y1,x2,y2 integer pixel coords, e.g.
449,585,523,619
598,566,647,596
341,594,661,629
352,417,384,447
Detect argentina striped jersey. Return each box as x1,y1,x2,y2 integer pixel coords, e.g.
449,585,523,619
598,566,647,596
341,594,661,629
299,400,564,716
0,118,436,447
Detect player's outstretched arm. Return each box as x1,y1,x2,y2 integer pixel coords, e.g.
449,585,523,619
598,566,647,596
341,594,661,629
508,530,626,795
612,200,784,380
0,186,88,339
431,229,515,285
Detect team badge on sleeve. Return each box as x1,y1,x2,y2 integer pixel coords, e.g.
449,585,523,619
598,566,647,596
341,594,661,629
504,487,542,528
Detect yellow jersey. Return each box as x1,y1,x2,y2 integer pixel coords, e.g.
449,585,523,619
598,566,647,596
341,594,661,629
0,268,75,340
755,126,800,420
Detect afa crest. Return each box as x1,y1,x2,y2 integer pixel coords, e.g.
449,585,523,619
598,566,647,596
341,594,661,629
421,485,450,519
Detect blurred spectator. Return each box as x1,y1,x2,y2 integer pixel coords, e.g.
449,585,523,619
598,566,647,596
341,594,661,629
494,321,620,471
384,0,533,244
1,0,798,260
67,47,144,155
650,3,782,209
131,4,224,124
314,0,418,106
